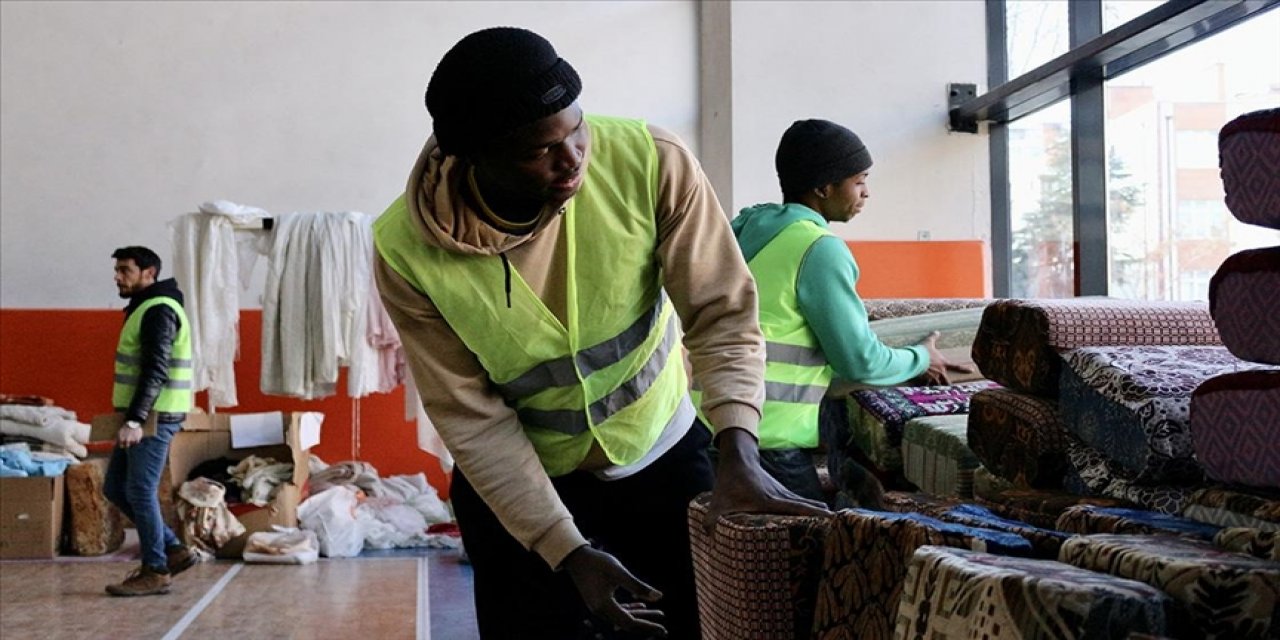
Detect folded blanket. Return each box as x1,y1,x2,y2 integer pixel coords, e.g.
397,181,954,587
898,546,1181,639
968,388,1068,488
0,404,77,426
901,414,978,498
1182,486,1280,531
938,504,1070,559
688,493,829,640
0,418,88,458
847,380,998,473
1061,345,1273,484
811,509,1032,640
1055,505,1222,541
1191,370,1280,490
1063,435,1202,514
1219,108,1280,229
1209,246,1280,364
1060,534,1280,640
1215,528,1280,562
971,298,1220,397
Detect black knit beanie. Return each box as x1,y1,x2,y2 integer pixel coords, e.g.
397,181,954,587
775,119,873,197
425,27,582,156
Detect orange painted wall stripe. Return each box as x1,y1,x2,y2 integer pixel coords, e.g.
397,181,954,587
846,240,991,299
0,309,449,496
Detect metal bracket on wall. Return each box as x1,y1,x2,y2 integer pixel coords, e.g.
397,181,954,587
947,83,979,133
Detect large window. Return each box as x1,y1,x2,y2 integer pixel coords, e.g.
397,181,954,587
991,0,1280,299
1104,9,1280,300
1009,102,1074,298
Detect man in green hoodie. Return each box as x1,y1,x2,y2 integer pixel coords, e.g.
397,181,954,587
730,119,972,503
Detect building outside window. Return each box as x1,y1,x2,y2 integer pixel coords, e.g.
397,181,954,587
998,0,1279,300
1104,10,1280,300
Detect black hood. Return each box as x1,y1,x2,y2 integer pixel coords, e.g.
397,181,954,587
124,278,185,316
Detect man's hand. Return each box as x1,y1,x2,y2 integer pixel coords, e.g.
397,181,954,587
562,545,668,638
116,425,143,449
915,331,977,386
704,428,830,532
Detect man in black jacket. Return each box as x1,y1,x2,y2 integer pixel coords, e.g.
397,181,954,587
103,246,198,596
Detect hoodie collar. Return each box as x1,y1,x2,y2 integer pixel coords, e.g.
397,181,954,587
124,278,184,316
404,137,564,256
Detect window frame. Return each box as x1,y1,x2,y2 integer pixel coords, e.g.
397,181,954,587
971,0,1278,297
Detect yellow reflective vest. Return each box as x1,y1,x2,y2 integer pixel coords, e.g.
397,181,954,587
696,220,832,449
112,297,194,414
375,116,688,476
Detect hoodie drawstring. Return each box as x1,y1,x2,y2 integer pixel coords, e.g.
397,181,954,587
499,252,512,309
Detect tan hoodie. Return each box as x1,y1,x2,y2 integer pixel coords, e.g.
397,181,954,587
374,119,765,569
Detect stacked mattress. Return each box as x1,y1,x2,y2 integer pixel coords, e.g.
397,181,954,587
687,493,830,640
1060,534,1280,639
897,546,1183,639
846,380,996,481
811,509,1032,640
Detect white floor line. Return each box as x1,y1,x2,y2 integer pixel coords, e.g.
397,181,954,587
417,556,430,640
161,563,243,640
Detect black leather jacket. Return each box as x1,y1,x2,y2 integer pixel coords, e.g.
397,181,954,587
119,278,188,424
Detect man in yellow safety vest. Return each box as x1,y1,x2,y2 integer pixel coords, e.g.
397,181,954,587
374,27,827,639
103,246,198,597
729,119,973,503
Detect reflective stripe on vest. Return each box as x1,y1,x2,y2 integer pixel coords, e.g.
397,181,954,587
742,218,834,449
112,296,194,413
374,115,686,476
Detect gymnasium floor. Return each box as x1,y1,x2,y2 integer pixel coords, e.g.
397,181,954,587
0,538,478,639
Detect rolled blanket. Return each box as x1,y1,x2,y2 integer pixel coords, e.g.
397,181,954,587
0,404,77,426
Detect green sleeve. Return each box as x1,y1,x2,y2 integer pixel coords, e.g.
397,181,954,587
796,236,929,386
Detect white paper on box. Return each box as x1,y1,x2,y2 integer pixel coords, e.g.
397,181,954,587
230,412,286,449
298,412,324,450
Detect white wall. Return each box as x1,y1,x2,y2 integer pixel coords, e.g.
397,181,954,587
0,0,698,308
1,0,991,309
728,1,990,242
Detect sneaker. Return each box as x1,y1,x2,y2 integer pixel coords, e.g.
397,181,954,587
166,545,198,576
106,565,171,597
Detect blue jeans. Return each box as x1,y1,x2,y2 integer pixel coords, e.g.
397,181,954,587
103,419,182,570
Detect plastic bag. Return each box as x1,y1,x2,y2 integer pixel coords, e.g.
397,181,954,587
297,486,364,558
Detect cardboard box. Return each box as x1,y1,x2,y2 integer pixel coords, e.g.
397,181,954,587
167,412,318,558
0,475,65,559
90,410,320,558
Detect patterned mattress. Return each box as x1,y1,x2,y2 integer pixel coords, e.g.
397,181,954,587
810,509,1032,640
868,306,986,351
971,298,1220,398
1060,534,1280,639
901,414,978,498
897,546,1181,639
1063,435,1200,515
968,388,1069,489
687,493,829,640
862,298,992,322
974,484,1133,530
1059,345,1271,484
880,491,962,519
846,380,998,474
1181,486,1280,531
1219,107,1280,230
1215,528,1280,562
1054,505,1222,541
938,503,1071,559
1209,246,1280,364
1191,370,1280,490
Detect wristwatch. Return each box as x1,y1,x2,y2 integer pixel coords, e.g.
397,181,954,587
125,420,142,430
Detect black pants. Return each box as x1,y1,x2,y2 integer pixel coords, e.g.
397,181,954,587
452,423,713,640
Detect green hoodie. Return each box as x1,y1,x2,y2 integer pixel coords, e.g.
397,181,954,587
732,202,928,386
